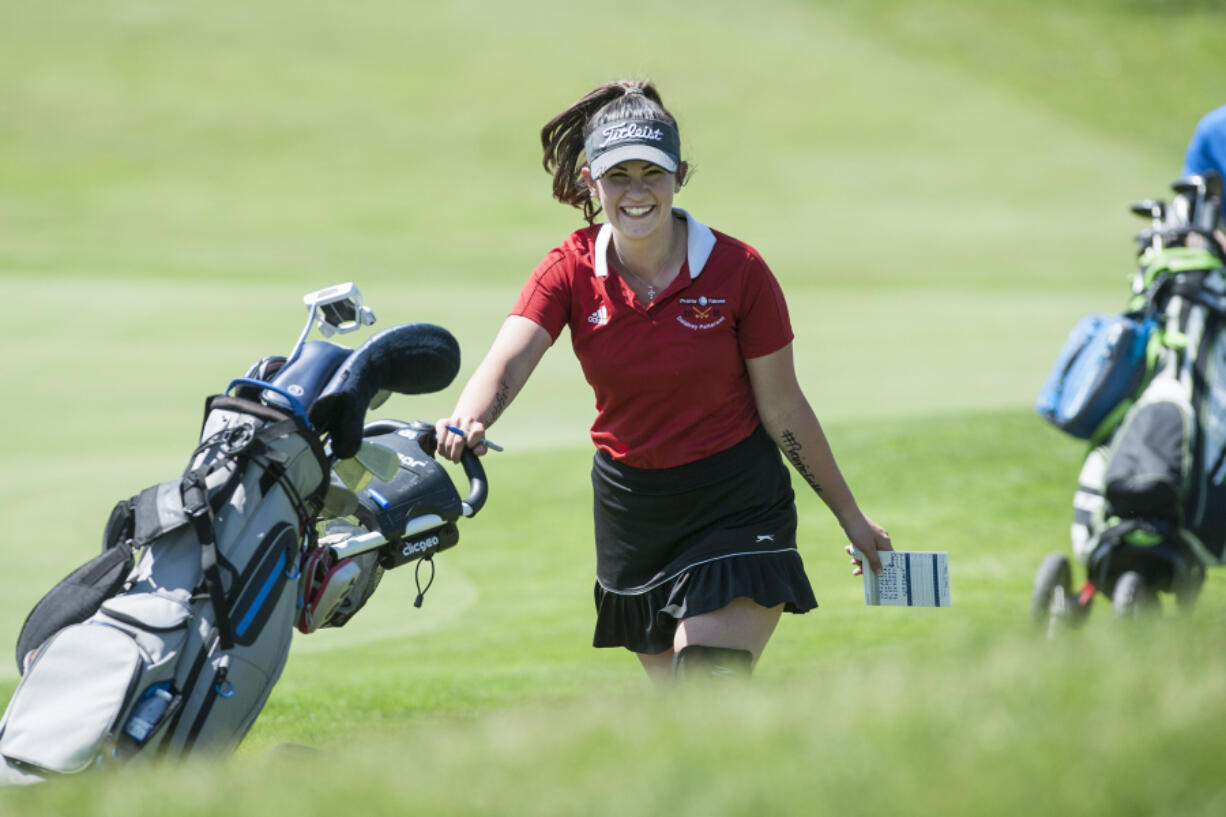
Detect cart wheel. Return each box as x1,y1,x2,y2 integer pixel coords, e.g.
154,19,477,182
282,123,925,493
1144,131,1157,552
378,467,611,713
1112,570,1157,619
1031,552,1073,637
1175,564,1206,614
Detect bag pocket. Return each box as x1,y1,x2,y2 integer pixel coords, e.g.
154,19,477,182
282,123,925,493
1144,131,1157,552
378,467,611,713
1036,313,1154,440
1103,377,1195,521
14,543,135,675
227,522,299,646
97,591,193,668
131,480,190,547
0,624,143,774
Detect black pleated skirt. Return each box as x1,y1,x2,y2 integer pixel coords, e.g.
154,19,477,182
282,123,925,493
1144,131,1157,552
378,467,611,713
591,426,818,654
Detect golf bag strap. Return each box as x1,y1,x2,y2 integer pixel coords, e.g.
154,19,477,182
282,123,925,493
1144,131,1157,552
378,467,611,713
179,428,250,652
210,398,331,515
177,402,327,652
181,471,235,651
250,418,330,514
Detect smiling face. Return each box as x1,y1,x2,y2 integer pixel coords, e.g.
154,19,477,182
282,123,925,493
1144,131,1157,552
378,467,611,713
583,160,686,242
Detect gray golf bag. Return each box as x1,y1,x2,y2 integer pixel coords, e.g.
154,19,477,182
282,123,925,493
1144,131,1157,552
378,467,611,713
0,285,467,783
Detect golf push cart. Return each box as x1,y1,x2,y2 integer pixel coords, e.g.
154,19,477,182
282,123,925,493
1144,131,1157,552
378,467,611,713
0,283,490,783
1032,171,1226,633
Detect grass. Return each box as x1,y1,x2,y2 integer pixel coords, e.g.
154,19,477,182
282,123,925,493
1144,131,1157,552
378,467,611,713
2,0,1226,813
6,624,1226,816
826,0,1226,161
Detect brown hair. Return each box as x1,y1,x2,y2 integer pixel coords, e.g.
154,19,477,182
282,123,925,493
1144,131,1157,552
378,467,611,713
540,79,683,225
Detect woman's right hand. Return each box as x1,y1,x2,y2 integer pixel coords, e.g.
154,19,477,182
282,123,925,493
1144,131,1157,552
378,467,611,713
841,514,892,576
434,417,488,463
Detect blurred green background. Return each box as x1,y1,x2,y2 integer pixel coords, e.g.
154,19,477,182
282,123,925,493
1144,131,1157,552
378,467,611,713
2,1,1225,814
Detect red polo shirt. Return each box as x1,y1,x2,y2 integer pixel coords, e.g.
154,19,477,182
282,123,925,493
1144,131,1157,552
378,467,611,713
512,210,794,469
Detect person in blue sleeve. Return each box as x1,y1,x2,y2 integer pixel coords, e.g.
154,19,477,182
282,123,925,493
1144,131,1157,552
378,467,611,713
1183,105,1226,180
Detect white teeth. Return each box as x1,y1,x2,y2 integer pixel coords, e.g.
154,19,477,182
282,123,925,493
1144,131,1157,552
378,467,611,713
623,206,653,216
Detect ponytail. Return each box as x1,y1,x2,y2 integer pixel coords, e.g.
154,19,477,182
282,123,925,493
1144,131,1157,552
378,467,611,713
540,80,680,225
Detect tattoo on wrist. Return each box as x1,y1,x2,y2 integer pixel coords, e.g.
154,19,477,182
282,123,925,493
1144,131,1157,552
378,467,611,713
781,430,823,494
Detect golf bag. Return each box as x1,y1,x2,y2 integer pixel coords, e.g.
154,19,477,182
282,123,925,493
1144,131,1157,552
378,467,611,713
1047,172,1226,607
0,397,331,780
0,287,466,784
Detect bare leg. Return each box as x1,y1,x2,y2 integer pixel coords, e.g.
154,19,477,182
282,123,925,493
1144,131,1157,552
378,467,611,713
638,650,675,686
636,596,785,684
675,596,784,670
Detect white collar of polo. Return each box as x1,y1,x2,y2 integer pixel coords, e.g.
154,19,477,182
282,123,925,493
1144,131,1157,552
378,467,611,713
594,208,716,281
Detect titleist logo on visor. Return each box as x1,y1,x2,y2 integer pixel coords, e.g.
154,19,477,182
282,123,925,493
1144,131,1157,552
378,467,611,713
585,118,680,177
598,122,665,147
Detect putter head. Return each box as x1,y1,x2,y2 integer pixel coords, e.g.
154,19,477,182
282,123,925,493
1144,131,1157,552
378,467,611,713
304,283,376,338
285,283,378,369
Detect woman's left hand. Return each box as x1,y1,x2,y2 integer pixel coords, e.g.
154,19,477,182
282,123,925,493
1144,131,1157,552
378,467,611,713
841,514,892,576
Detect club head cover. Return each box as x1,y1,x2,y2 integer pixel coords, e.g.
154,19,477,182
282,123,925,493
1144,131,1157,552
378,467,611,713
232,355,288,401
309,323,461,459
264,340,354,413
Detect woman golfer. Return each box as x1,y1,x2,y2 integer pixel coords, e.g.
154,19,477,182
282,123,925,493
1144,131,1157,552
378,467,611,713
437,79,891,683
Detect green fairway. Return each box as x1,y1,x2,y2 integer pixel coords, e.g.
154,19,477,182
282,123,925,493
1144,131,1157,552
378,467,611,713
2,0,1226,813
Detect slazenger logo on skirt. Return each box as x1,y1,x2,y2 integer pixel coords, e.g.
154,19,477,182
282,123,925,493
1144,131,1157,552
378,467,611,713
599,123,665,147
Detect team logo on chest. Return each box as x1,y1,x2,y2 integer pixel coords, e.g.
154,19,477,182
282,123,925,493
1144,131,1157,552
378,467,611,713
677,296,727,330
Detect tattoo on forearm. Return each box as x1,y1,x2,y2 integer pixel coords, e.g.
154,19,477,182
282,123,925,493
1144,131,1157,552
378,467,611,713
485,381,511,425
781,430,823,494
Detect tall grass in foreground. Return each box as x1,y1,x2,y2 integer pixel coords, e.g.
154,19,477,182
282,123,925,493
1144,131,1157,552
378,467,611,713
4,622,1225,817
